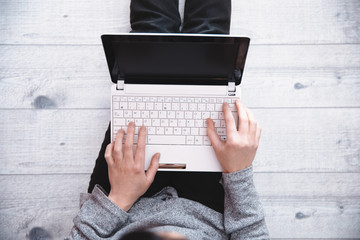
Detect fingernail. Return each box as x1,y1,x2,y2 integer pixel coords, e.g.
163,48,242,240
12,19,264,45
140,126,146,132
129,122,135,127
156,153,160,160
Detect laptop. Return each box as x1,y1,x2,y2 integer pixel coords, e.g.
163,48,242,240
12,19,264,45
101,33,250,172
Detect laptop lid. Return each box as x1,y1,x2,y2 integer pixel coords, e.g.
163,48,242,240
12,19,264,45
101,33,250,86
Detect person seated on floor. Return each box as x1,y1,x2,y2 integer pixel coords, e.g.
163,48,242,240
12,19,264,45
67,0,269,239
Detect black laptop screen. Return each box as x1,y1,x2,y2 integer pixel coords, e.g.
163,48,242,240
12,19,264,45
102,34,250,85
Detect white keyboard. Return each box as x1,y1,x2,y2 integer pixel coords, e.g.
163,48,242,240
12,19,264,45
111,96,239,145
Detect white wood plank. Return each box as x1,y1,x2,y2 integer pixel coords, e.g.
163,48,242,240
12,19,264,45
0,174,359,239
0,0,359,44
0,44,359,109
0,108,359,174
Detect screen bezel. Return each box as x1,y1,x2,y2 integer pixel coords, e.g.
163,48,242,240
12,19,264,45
101,33,250,86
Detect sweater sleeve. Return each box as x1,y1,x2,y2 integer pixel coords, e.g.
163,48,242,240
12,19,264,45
66,185,129,240
221,166,269,239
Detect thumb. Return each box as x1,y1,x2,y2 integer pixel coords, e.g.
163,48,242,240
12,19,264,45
146,153,160,185
206,119,222,149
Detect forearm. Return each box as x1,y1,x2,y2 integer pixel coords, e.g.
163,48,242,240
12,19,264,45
66,185,129,239
221,166,269,239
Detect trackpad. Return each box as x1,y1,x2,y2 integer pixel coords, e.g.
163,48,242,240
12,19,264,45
144,145,222,172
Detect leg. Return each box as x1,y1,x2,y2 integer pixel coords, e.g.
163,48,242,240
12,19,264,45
171,172,224,213
88,123,111,193
130,0,181,33
182,0,231,34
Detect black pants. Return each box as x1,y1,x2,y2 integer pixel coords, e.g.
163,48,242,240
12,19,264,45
88,0,231,214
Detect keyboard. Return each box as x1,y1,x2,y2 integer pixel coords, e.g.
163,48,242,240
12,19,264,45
111,96,239,145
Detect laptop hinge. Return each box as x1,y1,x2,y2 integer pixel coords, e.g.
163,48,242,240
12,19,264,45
116,80,125,91
227,81,236,96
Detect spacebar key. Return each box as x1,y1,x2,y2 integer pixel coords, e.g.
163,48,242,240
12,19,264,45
147,135,186,145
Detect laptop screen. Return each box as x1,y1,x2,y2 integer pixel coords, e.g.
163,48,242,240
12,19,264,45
102,34,250,85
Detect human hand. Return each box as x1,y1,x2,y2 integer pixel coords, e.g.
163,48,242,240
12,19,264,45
105,122,160,211
207,100,261,173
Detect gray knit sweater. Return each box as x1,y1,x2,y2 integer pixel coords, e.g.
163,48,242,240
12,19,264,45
67,166,269,239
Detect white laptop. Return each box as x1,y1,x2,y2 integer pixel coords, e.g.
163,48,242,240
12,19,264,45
101,33,250,172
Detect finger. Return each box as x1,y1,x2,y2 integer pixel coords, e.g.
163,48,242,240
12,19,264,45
245,107,258,139
146,153,160,186
255,125,262,147
113,129,125,159
124,121,135,161
104,143,115,166
135,126,147,167
223,102,237,138
206,118,222,149
235,100,249,134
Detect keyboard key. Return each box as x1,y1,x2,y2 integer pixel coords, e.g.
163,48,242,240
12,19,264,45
195,136,203,145
191,128,199,135
172,103,180,110
207,104,215,111
135,119,143,126
195,120,203,127
209,98,216,103
113,96,120,101
114,110,123,118
186,120,194,127
186,136,194,144
202,112,210,119
150,111,158,118
144,119,151,126
198,104,205,111
203,136,211,145
216,128,226,135
189,103,197,111
178,119,186,127
141,111,149,118
119,102,127,110
113,102,119,109
152,119,160,126
159,111,167,118
124,110,132,118
174,127,181,135
193,112,201,119
165,127,173,135
168,111,175,118
137,102,145,110
156,127,165,134
129,102,136,109
148,135,186,145
211,112,219,119
113,118,125,126
148,127,156,134
185,112,193,119
215,104,223,111
180,103,188,110
146,103,154,110
176,111,184,119
199,128,207,136
182,128,190,135
163,103,171,110
133,111,140,118
169,119,177,127
161,119,169,127
155,103,162,110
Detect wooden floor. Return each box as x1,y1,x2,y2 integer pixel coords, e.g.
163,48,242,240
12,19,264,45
1,0,360,239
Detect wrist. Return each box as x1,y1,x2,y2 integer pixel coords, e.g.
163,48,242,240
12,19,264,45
108,192,134,212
